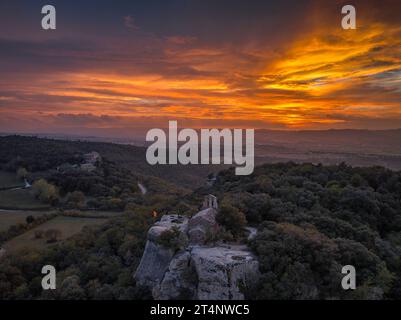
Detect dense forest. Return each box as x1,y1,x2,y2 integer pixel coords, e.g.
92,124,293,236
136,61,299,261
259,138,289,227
0,135,223,189
201,163,401,299
1,136,401,300
0,136,195,299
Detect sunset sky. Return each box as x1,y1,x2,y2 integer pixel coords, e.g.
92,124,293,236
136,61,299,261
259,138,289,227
0,0,401,137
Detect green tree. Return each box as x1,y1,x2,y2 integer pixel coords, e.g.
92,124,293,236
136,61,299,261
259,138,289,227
32,179,59,204
26,215,35,224
16,167,28,180
67,191,86,208
59,275,86,300
216,200,247,237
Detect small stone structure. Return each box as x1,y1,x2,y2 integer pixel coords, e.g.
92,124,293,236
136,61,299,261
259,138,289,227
202,194,218,210
80,151,101,172
83,151,101,164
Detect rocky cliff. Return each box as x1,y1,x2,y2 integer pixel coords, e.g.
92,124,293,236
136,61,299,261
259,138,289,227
134,204,260,300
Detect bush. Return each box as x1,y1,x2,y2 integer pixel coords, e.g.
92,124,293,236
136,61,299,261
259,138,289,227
34,230,44,239
32,179,59,204
216,200,247,238
66,191,86,208
44,229,62,243
156,227,188,250
26,215,35,224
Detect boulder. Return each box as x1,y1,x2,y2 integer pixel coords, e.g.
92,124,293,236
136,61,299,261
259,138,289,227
150,245,260,300
153,250,197,300
191,245,260,300
134,241,175,288
188,208,218,244
134,211,261,300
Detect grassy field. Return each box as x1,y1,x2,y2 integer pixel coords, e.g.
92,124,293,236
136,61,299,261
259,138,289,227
3,216,108,252
0,171,24,189
0,210,56,232
0,189,50,210
62,210,125,218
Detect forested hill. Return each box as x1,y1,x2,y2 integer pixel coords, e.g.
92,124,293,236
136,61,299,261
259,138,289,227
0,135,219,189
198,162,401,299
1,135,401,300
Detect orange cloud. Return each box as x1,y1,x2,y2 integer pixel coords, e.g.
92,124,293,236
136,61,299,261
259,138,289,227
1,4,401,133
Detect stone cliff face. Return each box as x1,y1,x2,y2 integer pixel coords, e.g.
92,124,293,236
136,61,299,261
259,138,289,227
188,207,219,245
134,206,260,300
134,215,188,289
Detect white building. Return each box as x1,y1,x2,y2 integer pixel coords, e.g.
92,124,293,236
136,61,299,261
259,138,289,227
83,151,101,164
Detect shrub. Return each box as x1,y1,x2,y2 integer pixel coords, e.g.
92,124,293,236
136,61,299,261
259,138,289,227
32,179,59,204
66,191,86,208
45,229,62,243
156,227,188,250
216,200,247,238
34,230,44,239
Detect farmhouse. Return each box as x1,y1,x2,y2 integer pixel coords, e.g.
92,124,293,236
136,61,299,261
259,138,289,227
83,151,101,164
80,163,96,172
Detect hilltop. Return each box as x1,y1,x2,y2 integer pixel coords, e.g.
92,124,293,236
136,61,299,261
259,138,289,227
193,162,401,299
0,136,401,300
0,135,224,189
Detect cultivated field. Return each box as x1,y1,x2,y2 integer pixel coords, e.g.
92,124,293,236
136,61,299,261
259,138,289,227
62,209,125,218
3,216,107,252
0,189,50,210
0,210,55,232
0,171,24,189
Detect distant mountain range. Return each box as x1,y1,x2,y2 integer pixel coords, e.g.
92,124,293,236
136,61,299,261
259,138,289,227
2,129,401,179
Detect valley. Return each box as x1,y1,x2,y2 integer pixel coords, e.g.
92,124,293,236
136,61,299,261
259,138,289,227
0,134,401,300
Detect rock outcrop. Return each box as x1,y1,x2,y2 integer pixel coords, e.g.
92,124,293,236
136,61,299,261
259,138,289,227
188,207,219,245
134,214,188,288
190,245,259,300
153,250,197,300
134,196,260,300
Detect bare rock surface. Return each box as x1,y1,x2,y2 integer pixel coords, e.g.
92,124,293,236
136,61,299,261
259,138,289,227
134,214,188,288
191,245,260,300
134,202,260,300
153,250,197,300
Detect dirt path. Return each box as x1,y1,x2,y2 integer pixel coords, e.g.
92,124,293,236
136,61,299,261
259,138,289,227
138,182,147,195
